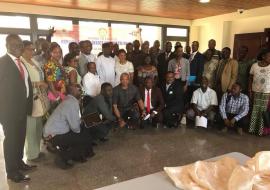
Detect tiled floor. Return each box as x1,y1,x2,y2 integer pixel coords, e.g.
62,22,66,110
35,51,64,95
0,125,270,190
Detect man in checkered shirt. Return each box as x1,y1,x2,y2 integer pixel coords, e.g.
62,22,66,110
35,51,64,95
219,82,249,135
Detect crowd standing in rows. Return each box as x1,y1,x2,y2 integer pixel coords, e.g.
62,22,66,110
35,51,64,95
0,31,270,183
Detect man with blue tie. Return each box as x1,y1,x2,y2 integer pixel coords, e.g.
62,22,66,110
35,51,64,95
0,34,35,183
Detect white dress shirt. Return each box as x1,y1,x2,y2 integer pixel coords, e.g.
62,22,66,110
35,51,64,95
7,53,29,98
191,87,218,111
144,89,153,109
96,55,116,87
83,53,96,63
82,72,101,97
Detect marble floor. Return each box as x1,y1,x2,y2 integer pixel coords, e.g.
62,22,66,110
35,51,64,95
0,125,270,190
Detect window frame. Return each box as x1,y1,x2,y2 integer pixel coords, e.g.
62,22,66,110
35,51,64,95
0,12,190,50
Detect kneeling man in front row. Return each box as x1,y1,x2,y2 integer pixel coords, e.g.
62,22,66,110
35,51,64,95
187,77,218,127
219,82,249,135
44,84,94,169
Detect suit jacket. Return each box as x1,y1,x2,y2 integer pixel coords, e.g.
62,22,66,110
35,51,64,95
139,87,164,112
161,80,184,112
215,58,238,93
157,52,174,84
0,54,33,127
189,52,205,84
78,54,88,77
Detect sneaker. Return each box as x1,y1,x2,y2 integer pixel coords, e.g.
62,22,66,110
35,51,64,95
237,128,243,136
180,115,187,125
221,127,228,133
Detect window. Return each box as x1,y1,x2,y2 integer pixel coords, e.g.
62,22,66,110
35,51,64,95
37,18,76,55
139,25,162,47
111,23,137,50
167,27,187,37
0,15,30,29
0,34,31,56
171,41,187,51
79,21,109,56
37,18,73,31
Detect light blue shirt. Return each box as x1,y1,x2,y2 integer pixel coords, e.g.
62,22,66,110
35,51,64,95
43,95,81,137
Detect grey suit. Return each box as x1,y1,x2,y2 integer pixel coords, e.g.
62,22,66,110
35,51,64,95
0,54,33,175
78,53,96,77
78,54,89,77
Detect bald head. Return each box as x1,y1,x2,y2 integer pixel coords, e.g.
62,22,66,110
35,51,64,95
120,73,130,87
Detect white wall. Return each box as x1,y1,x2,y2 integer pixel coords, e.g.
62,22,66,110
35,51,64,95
191,6,270,53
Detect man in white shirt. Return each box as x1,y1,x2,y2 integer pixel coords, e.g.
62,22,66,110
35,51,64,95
82,62,101,97
187,77,218,126
96,42,116,87
78,40,96,77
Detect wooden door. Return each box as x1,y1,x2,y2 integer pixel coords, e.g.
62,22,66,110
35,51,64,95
233,32,266,60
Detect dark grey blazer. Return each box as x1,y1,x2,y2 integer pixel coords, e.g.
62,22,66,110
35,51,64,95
0,54,33,127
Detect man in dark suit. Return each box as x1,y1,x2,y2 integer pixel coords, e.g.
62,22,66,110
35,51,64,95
157,41,173,86
139,77,164,128
0,34,35,183
161,72,185,128
186,41,205,105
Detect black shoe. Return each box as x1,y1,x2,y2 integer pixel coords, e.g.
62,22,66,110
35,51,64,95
99,137,109,142
55,157,74,170
19,162,37,172
7,172,31,183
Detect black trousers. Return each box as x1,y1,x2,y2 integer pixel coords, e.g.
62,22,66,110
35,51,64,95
223,113,249,129
50,131,93,161
163,106,183,127
83,121,115,141
141,109,163,127
121,108,140,126
2,116,27,175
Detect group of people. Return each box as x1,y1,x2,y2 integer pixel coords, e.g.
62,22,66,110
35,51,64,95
0,32,270,183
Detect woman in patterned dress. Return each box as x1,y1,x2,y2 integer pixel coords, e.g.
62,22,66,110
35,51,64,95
249,48,270,136
44,42,66,102
137,54,158,87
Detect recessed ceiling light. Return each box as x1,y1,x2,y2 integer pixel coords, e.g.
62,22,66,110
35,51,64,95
199,0,210,3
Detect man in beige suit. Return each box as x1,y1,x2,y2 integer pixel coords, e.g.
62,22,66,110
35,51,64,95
215,47,238,102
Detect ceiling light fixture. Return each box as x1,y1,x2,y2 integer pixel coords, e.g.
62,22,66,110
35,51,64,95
199,0,210,3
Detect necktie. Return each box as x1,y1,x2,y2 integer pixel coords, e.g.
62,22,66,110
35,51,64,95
146,90,151,114
16,58,25,80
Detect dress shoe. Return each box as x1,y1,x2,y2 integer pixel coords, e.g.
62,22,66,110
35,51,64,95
221,127,228,133
55,157,74,170
7,172,30,183
99,137,109,142
19,162,37,172
28,152,46,162
237,128,243,136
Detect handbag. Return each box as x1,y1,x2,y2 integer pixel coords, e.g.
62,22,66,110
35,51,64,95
81,112,103,128
32,86,50,117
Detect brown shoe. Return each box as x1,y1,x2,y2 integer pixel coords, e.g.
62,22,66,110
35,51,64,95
237,128,243,136
221,127,228,133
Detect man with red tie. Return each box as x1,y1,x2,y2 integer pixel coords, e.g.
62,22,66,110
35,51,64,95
0,34,35,183
139,77,165,128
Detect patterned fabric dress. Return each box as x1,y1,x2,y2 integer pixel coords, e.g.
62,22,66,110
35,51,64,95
44,60,66,101
249,62,270,136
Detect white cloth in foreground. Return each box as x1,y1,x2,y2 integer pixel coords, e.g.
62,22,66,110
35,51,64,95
164,151,270,190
